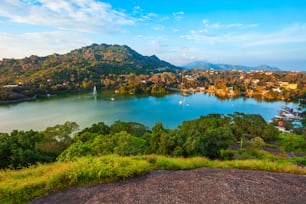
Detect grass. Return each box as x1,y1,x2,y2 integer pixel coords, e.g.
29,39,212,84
0,155,151,204
1,155,305,204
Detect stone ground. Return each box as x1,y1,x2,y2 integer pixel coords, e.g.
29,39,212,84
29,168,306,204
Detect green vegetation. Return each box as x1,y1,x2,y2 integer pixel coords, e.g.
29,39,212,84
1,155,305,204
1,113,305,170
0,122,78,169
0,155,151,204
0,113,305,203
277,133,306,152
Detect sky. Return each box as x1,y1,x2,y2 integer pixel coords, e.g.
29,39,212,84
0,0,306,71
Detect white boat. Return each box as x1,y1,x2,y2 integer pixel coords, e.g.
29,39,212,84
178,96,185,105
110,97,115,101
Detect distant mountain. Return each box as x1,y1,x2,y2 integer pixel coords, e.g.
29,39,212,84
0,43,178,85
183,61,280,71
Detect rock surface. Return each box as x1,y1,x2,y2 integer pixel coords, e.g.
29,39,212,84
29,168,306,204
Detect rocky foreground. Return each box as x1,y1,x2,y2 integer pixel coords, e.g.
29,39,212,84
30,168,306,204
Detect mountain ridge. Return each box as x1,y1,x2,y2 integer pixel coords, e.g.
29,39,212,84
0,43,178,85
183,61,281,71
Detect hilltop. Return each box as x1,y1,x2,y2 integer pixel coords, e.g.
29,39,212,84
0,43,177,85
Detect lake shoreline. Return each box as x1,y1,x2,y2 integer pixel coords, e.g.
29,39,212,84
0,92,298,133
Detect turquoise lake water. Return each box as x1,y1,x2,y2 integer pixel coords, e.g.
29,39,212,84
0,92,297,132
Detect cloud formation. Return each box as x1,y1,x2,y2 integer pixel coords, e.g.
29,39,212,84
173,11,184,21
181,22,306,47
202,19,259,30
0,31,90,58
0,0,134,33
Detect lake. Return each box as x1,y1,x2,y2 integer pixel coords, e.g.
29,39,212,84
0,92,297,132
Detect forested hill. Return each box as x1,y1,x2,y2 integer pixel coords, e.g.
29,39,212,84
0,43,178,85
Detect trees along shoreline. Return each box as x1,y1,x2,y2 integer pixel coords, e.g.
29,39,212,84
1,113,305,169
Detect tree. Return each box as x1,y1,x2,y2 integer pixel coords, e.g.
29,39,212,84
110,121,147,137
57,141,91,161
113,131,146,156
78,122,110,136
231,112,278,142
150,122,166,153
0,130,52,169
0,133,13,168
262,124,279,141
203,127,236,159
158,129,180,155
37,122,79,157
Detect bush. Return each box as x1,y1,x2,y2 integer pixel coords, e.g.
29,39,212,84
57,142,91,161
290,157,306,166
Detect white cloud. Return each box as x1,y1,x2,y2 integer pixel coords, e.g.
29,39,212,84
131,35,170,57
139,12,159,21
162,46,202,66
202,19,259,30
181,30,225,45
0,31,91,59
173,11,184,21
181,23,306,47
245,23,306,46
226,23,243,28
0,0,134,33
178,23,306,69
173,11,184,16
202,19,221,29
130,5,160,22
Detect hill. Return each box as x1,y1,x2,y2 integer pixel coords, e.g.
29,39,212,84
183,61,280,71
0,43,178,85
0,43,179,101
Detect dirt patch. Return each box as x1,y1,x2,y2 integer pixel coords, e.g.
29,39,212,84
29,168,306,204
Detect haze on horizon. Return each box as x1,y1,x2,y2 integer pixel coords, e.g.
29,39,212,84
0,0,306,71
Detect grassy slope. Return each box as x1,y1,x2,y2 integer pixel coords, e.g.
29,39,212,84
1,155,305,204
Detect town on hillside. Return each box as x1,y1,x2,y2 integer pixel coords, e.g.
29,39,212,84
1,69,305,103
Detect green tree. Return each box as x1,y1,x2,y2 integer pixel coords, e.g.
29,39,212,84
57,141,91,161
231,112,278,141
110,121,147,137
0,133,13,168
203,127,236,158
157,129,181,155
90,135,115,155
37,122,79,157
78,122,110,137
0,130,52,169
150,122,166,153
113,131,146,155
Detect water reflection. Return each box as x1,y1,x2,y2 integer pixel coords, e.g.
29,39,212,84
0,92,297,133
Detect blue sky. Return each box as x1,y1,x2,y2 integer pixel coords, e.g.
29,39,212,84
0,0,306,70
